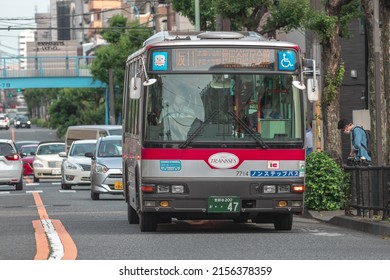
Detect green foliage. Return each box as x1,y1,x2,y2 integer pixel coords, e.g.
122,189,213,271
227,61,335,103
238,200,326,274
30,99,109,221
48,88,105,138
323,62,345,106
100,15,128,44
305,152,348,211
306,11,337,41
171,0,216,30
265,0,310,33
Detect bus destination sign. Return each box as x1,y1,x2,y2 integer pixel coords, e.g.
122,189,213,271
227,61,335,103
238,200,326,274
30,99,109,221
171,48,276,71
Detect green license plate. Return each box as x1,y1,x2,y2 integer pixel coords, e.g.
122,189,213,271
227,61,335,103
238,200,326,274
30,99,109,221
208,196,240,213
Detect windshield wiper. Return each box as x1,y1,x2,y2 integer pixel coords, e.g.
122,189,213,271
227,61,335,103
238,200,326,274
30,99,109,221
227,111,269,149
179,111,218,149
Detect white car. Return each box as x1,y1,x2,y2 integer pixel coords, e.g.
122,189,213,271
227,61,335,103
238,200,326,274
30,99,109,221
59,139,97,190
33,142,65,182
0,114,10,130
0,139,23,190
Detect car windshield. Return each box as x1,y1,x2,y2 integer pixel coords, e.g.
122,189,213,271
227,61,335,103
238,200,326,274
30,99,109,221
20,146,37,155
69,143,96,156
97,140,122,157
36,144,65,155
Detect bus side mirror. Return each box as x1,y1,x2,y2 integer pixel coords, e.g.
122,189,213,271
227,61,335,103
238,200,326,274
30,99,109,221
130,77,141,99
307,78,319,102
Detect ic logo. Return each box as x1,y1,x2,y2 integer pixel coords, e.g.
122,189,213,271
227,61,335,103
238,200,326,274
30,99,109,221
268,161,279,169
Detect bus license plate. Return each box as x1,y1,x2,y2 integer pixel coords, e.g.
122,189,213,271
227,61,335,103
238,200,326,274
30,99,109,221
114,181,123,190
208,196,240,213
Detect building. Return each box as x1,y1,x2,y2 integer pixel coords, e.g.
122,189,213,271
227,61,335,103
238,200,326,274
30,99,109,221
18,30,35,70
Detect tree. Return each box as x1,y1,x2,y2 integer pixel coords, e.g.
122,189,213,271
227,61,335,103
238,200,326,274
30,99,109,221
49,88,105,138
361,0,390,165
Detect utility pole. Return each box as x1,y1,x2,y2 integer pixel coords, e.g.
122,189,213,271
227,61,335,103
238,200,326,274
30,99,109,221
373,0,383,165
108,68,115,125
195,0,200,31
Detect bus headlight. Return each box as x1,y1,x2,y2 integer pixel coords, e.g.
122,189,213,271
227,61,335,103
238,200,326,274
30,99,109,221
157,185,169,193
263,185,276,193
172,185,184,193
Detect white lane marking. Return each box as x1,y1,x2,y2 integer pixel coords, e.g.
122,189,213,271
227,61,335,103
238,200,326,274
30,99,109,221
26,183,40,186
26,190,43,193
59,190,76,193
301,228,344,237
52,182,61,185
0,192,11,195
41,219,64,260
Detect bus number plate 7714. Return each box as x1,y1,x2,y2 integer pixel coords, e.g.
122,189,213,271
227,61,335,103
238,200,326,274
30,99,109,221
208,196,240,213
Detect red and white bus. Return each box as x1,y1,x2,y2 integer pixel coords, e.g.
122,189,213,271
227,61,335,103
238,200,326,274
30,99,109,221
122,31,318,232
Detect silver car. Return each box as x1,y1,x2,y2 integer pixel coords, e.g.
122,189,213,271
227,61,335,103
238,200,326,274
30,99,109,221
0,139,23,190
87,135,122,200
59,139,97,190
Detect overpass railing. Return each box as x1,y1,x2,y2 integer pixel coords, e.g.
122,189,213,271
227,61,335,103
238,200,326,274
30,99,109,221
0,56,96,78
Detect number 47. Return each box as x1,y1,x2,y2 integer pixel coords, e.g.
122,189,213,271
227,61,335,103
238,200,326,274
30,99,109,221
227,202,239,212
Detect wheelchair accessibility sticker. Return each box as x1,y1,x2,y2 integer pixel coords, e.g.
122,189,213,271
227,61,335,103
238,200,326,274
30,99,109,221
152,52,168,71
278,51,295,71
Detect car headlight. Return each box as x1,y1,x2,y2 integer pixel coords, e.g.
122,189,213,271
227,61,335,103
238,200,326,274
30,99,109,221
27,121,31,125
33,161,44,168
65,162,78,170
94,163,108,173
17,121,20,125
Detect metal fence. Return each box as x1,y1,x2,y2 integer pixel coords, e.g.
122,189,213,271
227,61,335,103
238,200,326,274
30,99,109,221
344,165,390,220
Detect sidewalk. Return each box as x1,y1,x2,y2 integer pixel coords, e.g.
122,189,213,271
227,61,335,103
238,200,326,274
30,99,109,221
304,210,390,237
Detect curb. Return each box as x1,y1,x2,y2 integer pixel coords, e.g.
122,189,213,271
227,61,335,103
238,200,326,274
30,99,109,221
328,216,390,237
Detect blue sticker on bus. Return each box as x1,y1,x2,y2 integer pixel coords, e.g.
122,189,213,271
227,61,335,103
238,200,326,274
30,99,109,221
160,160,181,171
152,52,168,71
278,51,295,71
250,170,299,177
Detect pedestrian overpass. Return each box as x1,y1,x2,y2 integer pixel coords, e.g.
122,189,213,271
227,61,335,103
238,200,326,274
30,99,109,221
0,56,114,123
0,56,105,89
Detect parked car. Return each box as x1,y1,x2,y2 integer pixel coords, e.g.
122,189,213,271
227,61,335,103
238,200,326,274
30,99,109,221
15,115,31,128
0,114,10,130
19,144,38,176
0,139,23,190
86,135,122,200
59,139,97,190
32,141,65,182
15,140,40,152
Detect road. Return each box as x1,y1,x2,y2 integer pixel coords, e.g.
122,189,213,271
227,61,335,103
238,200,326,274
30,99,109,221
1,126,390,260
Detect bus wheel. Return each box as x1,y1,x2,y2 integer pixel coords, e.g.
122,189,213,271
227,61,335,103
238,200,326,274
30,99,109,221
274,213,293,230
139,212,157,232
127,202,139,224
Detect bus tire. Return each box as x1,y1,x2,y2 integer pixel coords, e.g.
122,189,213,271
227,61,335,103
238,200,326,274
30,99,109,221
127,202,139,224
139,212,157,232
274,213,293,230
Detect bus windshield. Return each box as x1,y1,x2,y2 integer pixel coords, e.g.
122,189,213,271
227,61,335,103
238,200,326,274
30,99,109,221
144,73,303,147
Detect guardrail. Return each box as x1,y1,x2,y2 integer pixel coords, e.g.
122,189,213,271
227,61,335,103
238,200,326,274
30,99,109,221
0,56,96,78
344,165,390,220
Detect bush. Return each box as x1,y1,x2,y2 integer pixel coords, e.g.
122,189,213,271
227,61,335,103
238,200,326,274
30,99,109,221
305,152,349,211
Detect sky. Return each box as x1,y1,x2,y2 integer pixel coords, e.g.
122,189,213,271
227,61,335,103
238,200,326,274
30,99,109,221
0,0,50,56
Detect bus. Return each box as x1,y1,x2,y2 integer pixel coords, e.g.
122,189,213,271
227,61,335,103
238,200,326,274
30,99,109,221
122,31,318,232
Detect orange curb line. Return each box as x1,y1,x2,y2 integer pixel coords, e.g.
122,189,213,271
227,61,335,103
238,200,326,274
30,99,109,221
32,220,50,260
32,192,77,260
